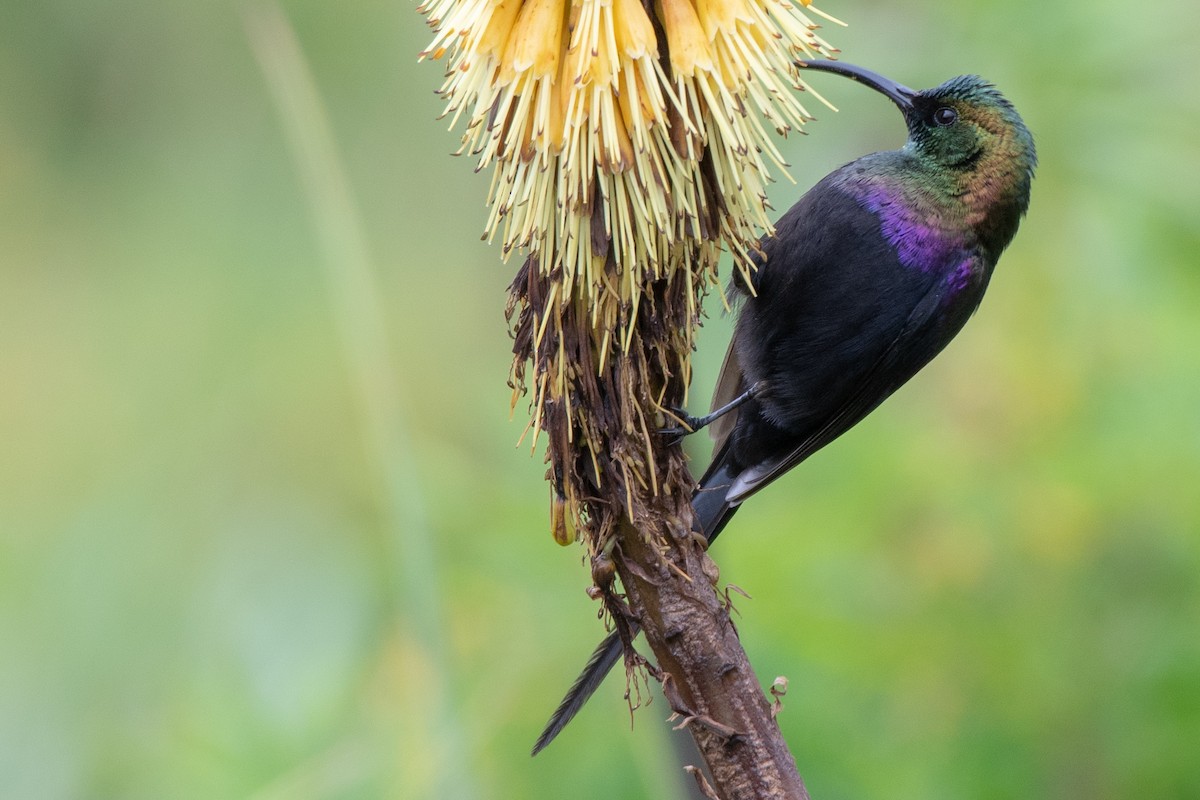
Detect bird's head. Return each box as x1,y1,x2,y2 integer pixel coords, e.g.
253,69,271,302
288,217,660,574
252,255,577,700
802,60,1036,244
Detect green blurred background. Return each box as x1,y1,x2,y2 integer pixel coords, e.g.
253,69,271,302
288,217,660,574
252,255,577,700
2,0,1198,797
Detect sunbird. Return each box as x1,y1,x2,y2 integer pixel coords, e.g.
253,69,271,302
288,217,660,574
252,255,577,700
533,61,1037,756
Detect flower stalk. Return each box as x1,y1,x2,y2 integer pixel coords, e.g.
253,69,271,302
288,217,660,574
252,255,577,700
420,0,842,792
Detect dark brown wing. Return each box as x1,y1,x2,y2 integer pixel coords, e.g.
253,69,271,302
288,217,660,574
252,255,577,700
708,343,745,452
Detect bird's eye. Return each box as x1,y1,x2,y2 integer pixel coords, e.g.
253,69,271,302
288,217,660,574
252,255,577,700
933,107,958,126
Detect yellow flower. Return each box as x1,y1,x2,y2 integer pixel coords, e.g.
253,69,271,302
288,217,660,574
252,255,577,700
421,0,839,278
420,0,841,540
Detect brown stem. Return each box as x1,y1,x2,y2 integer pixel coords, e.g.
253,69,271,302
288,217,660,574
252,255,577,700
612,519,810,800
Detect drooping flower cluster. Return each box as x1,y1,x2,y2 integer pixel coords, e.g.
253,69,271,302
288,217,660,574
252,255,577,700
420,0,841,545
422,0,838,283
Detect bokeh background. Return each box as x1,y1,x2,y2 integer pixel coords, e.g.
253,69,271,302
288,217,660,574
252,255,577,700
2,0,1198,797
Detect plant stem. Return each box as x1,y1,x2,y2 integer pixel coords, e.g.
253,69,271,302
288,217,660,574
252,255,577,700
613,519,810,800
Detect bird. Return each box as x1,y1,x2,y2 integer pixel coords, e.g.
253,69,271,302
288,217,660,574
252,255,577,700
532,60,1036,756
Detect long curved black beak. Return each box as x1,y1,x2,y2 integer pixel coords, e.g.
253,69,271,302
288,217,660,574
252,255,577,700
799,60,916,112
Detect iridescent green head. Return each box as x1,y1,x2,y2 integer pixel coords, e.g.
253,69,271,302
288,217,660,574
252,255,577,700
801,60,1037,249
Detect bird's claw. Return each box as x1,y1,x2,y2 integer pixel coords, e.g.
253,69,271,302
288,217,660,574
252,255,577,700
657,407,702,441
657,382,764,441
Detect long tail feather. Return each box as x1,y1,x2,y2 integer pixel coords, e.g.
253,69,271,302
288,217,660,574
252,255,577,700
531,451,744,755
690,453,741,547
531,629,625,755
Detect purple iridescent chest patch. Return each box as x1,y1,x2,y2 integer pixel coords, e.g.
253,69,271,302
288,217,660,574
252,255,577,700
847,182,977,294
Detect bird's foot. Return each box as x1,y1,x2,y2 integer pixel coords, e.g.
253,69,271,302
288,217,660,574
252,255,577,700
656,381,766,441
658,407,706,441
